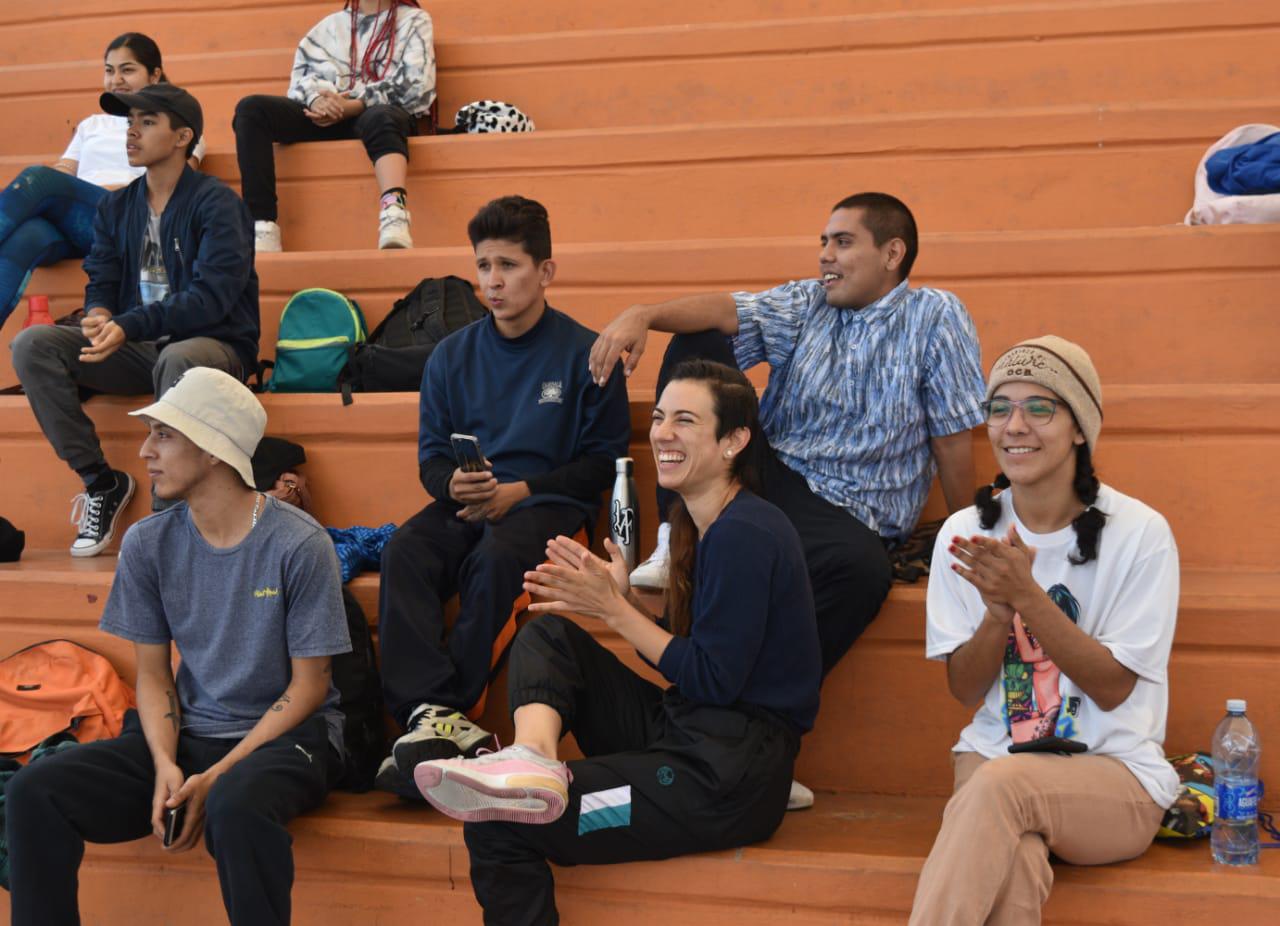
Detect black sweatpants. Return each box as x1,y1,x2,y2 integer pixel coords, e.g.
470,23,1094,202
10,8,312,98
465,615,798,926
378,500,588,727
656,331,893,674
232,95,418,222
5,710,340,926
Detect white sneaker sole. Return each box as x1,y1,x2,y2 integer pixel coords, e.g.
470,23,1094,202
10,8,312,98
413,762,568,824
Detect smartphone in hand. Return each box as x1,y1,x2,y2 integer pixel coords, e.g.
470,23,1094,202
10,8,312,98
450,433,487,473
163,804,186,847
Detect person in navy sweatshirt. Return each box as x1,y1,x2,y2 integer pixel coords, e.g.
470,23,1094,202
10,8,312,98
9,83,259,559
411,359,822,925
374,195,631,797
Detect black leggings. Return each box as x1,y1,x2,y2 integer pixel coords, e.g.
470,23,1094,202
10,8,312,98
232,94,418,221
464,614,797,926
655,331,893,674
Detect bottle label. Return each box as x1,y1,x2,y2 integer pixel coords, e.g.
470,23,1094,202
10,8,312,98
611,499,635,549
1216,782,1259,819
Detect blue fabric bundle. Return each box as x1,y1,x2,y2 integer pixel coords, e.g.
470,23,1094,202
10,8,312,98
1206,131,1280,196
326,523,397,583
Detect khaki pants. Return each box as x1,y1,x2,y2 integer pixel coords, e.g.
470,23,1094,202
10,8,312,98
909,751,1166,925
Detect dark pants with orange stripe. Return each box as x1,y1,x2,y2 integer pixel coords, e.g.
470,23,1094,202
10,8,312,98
378,500,588,727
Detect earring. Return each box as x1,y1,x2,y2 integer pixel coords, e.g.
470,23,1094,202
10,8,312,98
725,451,733,458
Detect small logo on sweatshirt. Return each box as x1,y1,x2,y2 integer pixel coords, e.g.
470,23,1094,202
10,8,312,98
254,587,280,599
538,381,564,405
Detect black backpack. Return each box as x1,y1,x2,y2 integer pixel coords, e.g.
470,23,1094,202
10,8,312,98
332,590,385,792
340,275,489,398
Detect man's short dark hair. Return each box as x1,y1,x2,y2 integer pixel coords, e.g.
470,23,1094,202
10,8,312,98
467,196,552,263
832,192,918,280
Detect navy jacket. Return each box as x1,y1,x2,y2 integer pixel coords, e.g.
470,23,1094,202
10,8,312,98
82,166,260,373
418,307,631,520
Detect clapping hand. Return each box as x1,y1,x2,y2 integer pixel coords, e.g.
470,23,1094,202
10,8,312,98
524,535,629,623
949,524,1038,622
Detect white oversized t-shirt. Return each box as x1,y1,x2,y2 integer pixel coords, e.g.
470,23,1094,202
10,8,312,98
62,113,206,187
925,483,1181,808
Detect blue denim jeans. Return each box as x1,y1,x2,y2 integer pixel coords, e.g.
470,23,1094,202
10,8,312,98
0,166,106,324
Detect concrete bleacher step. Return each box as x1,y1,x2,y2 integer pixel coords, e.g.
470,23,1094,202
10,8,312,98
1,790,1276,924
2,387,1277,570
38,99,1270,250
8,223,1280,390
4,548,1277,794
4,0,1277,154
1,0,986,67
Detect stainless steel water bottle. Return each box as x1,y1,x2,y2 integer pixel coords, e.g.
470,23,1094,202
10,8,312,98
610,457,639,570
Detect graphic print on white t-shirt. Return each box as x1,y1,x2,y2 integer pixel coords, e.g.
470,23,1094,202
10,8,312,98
139,210,169,306
1003,583,1083,743
925,484,1182,808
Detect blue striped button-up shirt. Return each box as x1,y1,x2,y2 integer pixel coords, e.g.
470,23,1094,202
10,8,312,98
732,278,985,542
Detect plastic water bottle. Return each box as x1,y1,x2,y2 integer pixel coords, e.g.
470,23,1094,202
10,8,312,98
610,457,639,570
1211,698,1260,866
21,294,53,329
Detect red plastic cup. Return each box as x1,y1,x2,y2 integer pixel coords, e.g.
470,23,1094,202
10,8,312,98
22,295,53,329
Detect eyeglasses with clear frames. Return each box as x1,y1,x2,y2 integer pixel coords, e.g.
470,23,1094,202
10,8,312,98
981,396,1061,426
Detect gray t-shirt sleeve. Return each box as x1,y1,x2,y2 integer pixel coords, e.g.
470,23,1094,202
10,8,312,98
283,529,352,658
99,525,171,645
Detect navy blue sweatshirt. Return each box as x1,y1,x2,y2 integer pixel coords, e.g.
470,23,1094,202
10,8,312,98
82,166,260,374
418,306,630,518
657,491,822,734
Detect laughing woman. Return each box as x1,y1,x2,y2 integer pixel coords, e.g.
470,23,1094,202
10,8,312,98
0,33,202,327
911,336,1180,925
413,359,822,925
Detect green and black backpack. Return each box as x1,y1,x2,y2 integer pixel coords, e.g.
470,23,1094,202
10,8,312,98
265,289,368,393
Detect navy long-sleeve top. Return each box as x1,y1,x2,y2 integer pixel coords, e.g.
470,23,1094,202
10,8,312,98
83,166,260,374
418,306,631,519
657,491,822,733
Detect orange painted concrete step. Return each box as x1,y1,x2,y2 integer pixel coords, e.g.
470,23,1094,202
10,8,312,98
0,791,1275,924
3,99,1261,242
8,223,1279,391
0,385,1275,570
4,1,1277,154
3,546,1278,795
0,0,976,66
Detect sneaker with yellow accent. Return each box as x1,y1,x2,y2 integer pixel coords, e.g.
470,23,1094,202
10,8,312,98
391,702,494,774
414,744,570,824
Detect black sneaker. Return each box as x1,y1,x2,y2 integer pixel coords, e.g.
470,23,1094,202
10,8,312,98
391,703,494,775
69,471,136,557
374,755,427,803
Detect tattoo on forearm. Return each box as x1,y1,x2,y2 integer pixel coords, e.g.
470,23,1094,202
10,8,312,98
164,690,179,733
270,693,292,713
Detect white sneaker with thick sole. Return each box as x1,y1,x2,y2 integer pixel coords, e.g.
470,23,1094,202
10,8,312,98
787,779,815,811
414,744,571,825
254,220,282,253
629,521,670,589
378,202,413,249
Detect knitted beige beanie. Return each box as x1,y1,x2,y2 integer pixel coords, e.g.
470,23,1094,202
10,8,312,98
985,335,1103,450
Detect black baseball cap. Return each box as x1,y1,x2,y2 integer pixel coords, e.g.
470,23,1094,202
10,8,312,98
100,83,203,145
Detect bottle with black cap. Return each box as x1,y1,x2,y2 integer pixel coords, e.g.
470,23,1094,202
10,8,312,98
610,457,639,570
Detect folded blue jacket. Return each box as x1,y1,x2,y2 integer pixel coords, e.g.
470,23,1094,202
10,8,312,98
326,524,397,583
1206,131,1280,196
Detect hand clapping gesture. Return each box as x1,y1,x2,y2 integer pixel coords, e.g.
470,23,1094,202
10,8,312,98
524,535,631,624
948,524,1038,624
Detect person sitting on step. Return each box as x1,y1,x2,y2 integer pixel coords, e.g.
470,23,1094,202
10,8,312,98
413,360,822,926
373,195,631,798
233,0,435,252
0,33,206,329
9,83,259,558
4,367,351,926
911,336,1180,925
589,191,986,808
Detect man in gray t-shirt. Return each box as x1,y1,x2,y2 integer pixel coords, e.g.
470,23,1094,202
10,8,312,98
5,368,350,926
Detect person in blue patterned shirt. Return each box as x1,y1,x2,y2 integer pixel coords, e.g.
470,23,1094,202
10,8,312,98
589,193,985,806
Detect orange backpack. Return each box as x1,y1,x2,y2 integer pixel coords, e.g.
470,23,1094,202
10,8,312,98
0,640,135,761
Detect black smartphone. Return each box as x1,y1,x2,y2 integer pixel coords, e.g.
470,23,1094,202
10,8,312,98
163,804,186,847
450,433,487,473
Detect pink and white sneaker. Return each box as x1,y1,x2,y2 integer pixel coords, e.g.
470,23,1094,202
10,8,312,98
413,744,570,824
